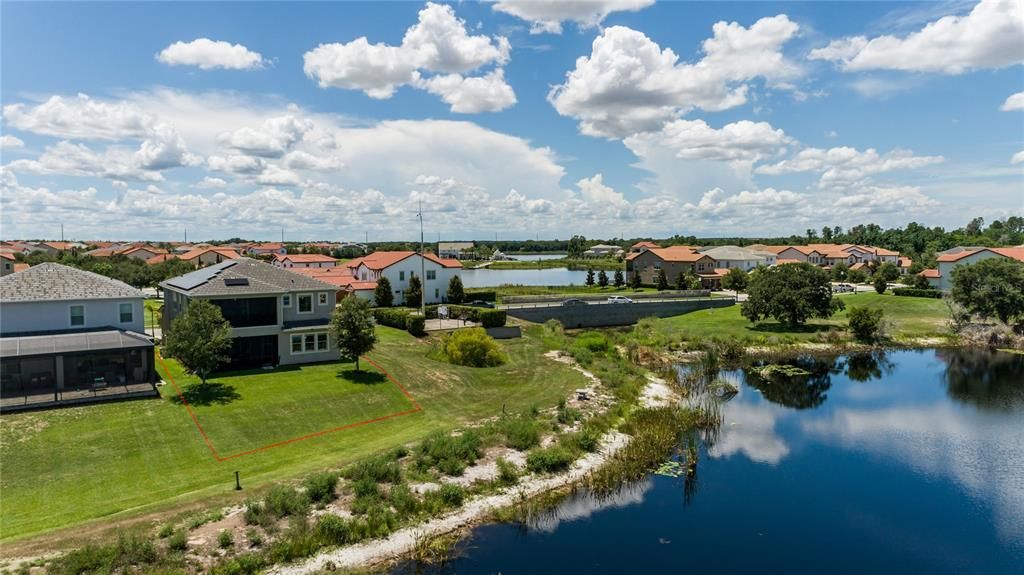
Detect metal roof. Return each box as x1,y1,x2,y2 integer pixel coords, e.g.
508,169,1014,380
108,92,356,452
0,328,154,358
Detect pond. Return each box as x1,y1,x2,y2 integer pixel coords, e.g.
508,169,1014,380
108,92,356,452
460,267,589,288
394,348,1024,574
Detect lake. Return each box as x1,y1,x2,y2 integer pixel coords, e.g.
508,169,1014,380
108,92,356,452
507,253,568,261
460,267,589,288
394,348,1024,574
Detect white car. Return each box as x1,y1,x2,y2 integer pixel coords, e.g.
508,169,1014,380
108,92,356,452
607,296,634,304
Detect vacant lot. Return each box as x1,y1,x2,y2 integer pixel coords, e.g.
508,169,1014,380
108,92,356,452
654,292,951,342
0,326,585,548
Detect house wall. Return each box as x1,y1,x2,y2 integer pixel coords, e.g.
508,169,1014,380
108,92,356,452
1,259,13,276
277,331,336,366
1,298,145,335
709,258,763,272
626,251,715,285
775,248,809,262
359,255,460,305
936,251,1007,291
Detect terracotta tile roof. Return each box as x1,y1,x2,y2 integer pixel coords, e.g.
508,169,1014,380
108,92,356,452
936,250,976,262
274,253,338,263
921,269,941,278
288,267,376,291
176,247,241,262
992,247,1024,262
759,245,795,254
643,246,711,263
0,252,14,261
898,257,913,268
145,254,179,265
631,241,660,249
776,258,802,265
13,263,29,273
347,251,463,271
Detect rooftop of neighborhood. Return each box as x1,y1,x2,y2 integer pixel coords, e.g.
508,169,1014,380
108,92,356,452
0,262,145,302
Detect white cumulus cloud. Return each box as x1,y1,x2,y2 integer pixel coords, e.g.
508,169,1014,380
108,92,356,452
1,135,24,149
1001,92,1024,111
419,69,517,113
218,115,314,158
624,119,793,164
492,0,655,34
157,38,266,70
756,146,945,187
809,0,1024,74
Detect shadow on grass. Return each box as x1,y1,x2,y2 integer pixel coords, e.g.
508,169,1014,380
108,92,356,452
169,382,241,406
336,370,387,385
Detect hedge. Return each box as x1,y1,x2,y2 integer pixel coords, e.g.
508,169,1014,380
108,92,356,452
406,315,426,336
464,291,497,302
892,288,942,298
372,307,427,335
425,304,507,327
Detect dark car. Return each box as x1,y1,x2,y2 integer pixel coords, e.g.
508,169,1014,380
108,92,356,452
561,298,588,306
466,300,495,308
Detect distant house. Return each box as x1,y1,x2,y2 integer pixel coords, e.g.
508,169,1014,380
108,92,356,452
698,246,770,271
923,247,1024,291
273,253,338,269
626,246,717,288
147,247,241,268
583,244,625,258
630,241,660,253
346,251,462,305
437,242,475,259
0,253,15,276
118,245,167,261
161,258,339,370
247,243,287,257
0,263,157,411
288,267,376,302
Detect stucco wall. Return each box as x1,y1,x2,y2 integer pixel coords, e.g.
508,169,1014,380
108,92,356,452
1,298,146,335
505,298,735,328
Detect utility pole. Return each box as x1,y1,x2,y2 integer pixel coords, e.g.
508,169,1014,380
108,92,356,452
60,224,64,242
416,200,426,318
281,228,284,244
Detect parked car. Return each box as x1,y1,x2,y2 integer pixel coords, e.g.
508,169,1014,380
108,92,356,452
607,296,634,304
832,283,855,293
561,298,588,306
466,300,495,308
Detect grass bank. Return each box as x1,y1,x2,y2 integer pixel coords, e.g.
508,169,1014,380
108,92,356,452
0,326,586,551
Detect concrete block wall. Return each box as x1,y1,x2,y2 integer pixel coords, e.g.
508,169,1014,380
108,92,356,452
505,298,734,328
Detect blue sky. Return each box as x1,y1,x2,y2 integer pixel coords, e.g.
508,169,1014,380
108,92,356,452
1,0,1021,242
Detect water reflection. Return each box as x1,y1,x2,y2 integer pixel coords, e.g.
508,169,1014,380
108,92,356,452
743,355,838,409
528,479,653,532
840,351,895,382
939,348,1024,409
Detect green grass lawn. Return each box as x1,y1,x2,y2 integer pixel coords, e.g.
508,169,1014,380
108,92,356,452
654,292,951,342
144,299,162,329
0,326,585,546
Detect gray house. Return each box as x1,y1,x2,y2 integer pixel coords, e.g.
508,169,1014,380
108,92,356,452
161,258,339,370
0,263,157,411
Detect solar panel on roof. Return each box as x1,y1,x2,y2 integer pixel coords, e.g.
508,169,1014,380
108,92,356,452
165,260,238,290
224,278,249,286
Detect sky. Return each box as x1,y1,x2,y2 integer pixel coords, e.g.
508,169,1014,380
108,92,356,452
1,0,1022,243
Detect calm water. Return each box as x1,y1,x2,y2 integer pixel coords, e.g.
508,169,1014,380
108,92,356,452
460,267,588,288
395,349,1024,574
507,253,568,262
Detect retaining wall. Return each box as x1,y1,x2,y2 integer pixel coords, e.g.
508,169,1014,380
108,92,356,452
505,298,735,328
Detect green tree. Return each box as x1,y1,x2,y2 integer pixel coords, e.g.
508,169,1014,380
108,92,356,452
909,273,933,290
330,296,378,371
848,269,868,284
446,275,465,304
741,262,844,327
831,262,849,281
951,257,1024,324
721,267,748,292
613,270,624,287
655,268,669,291
875,262,900,282
848,306,884,342
873,275,888,294
675,271,687,291
597,270,609,287
685,271,702,290
374,276,394,307
585,268,595,286
567,235,587,259
163,299,233,384
630,271,642,289
405,275,422,308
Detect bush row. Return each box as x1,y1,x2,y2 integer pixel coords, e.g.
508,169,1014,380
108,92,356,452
463,290,497,302
425,305,507,327
371,308,426,335
892,288,942,298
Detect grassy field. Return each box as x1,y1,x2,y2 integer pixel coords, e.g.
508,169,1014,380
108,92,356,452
0,326,585,547
653,292,952,342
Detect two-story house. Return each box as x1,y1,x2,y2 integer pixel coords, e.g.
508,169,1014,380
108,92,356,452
272,253,339,269
626,246,717,287
345,251,462,305
0,263,156,411
160,258,339,370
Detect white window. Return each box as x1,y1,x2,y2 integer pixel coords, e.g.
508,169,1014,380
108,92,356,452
119,303,133,323
298,294,313,313
426,270,436,280
283,294,292,308
70,305,85,327
291,331,329,354
318,292,328,306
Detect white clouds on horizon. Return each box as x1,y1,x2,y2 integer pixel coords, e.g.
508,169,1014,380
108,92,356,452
756,146,945,188
157,38,267,70
492,0,655,35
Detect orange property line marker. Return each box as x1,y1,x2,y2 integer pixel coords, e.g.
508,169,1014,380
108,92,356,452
156,352,422,462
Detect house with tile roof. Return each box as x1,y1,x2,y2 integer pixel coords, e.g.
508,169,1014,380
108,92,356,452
247,242,287,256
273,253,339,269
625,246,718,288
0,263,157,410
345,251,462,305
160,258,339,369
630,241,660,253
922,247,1024,291
287,267,377,302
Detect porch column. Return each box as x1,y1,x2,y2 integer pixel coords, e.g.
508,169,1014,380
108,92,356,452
55,355,65,389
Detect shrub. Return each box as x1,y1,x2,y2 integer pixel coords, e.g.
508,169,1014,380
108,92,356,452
210,553,264,575
315,514,352,546
303,471,339,504
892,288,942,298
498,416,541,450
415,431,482,475
848,306,885,342
218,530,234,549
574,331,609,353
243,500,273,528
465,290,497,302
437,483,465,507
167,530,188,551
264,485,309,519
873,275,888,294
477,309,507,328
556,398,580,425
372,307,411,329
526,446,575,473
245,528,263,548
352,477,380,499
266,517,319,564
496,457,519,485
406,314,426,336
544,319,564,335
157,523,174,538
566,427,601,453
387,483,420,516
441,328,507,367
344,454,403,484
